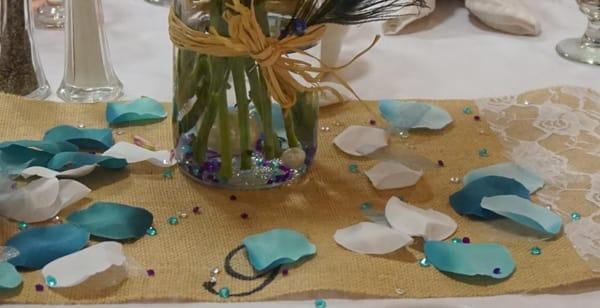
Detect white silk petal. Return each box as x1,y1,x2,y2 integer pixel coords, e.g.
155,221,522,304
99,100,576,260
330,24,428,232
42,242,127,289
385,197,457,241
103,142,175,167
0,178,90,223
334,222,413,255
333,126,388,156
365,161,423,190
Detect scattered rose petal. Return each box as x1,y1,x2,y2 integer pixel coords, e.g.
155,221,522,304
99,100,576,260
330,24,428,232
5,224,89,269
464,163,544,194
243,229,316,272
334,222,413,255
385,197,457,241
481,195,562,235
424,241,515,279
103,142,176,167
41,242,127,288
106,97,167,126
365,161,423,190
333,125,388,156
0,177,91,223
67,202,154,240
43,125,114,151
379,100,453,130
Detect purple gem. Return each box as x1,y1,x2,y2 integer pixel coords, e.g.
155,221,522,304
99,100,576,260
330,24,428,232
462,237,471,244
230,195,237,201
240,212,249,219
292,19,307,36
369,119,376,126
35,284,44,292
493,267,501,275
193,206,201,214
147,269,155,277
437,160,445,167
474,115,481,121
267,179,274,185
281,269,289,276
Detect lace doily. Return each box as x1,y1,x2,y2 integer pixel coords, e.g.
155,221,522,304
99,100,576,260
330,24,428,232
476,86,600,271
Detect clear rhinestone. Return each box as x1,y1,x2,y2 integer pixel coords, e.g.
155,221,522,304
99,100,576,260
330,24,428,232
116,130,125,135
450,177,461,184
209,276,217,283
211,267,220,275
77,124,85,128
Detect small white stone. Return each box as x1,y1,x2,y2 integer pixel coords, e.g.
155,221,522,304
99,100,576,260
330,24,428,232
395,288,406,295
281,147,306,169
211,267,220,275
209,276,217,283
179,212,188,219
77,124,85,128
450,177,461,184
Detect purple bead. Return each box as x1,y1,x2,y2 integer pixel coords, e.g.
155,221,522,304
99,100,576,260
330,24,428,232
240,213,249,219
193,207,201,214
230,195,237,201
474,115,481,121
369,119,376,126
462,237,471,244
147,269,155,277
281,269,289,276
35,284,44,292
437,160,445,167
292,19,307,36
493,267,501,275
267,179,274,185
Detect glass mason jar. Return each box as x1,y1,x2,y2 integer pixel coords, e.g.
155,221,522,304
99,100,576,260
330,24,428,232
172,0,319,190
0,0,51,99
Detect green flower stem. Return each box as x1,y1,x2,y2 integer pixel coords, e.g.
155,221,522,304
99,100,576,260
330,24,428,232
246,67,275,160
283,110,300,148
231,57,252,170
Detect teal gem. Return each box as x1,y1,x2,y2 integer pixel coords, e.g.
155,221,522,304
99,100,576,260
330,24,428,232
167,216,179,225
463,107,473,114
45,275,57,287
349,164,359,173
218,287,230,298
478,148,489,157
146,226,157,236
419,257,431,267
530,246,542,256
360,202,372,211
315,299,327,308
571,212,581,221
451,237,462,244
17,221,28,231
162,169,173,179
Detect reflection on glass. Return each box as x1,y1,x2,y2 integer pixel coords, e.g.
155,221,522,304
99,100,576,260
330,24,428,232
35,0,65,29
556,0,600,65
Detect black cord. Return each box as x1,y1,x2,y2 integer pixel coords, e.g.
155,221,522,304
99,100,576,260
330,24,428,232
203,245,280,297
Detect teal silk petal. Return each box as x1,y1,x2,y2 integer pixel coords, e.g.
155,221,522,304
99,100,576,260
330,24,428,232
67,202,153,240
47,152,127,171
424,241,515,279
449,176,530,219
243,229,316,272
0,262,22,290
464,163,544,194
379,100,453,130
481,195,562,235
0,140,79,174
106,97,167,126
43,125,114,150
5,224,90,269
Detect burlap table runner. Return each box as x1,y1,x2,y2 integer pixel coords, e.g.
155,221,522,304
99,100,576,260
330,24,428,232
0,91,598,304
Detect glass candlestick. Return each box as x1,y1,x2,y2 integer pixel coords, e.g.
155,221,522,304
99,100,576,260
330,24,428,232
57,0,123,102
556,0,600,65
35,0,65,29
0,0,51,99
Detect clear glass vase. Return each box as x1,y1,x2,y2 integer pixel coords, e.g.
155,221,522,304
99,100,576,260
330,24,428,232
0,0,51,99
172,0,319,190
57,0,123,102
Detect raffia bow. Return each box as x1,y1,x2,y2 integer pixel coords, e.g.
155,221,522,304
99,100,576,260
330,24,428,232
169,0,378,109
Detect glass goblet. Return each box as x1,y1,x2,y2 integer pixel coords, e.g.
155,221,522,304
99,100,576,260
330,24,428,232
556,0,600,65
35,0,65,29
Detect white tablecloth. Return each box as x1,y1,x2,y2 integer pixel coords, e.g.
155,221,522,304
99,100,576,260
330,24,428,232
26,0,600,307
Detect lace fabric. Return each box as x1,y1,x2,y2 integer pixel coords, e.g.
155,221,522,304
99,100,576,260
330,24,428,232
476,86,600,271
